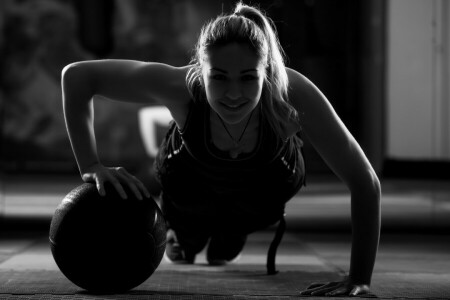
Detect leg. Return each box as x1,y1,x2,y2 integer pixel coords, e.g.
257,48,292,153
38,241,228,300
161,194,210,264
205,197,286,266
165,228,209,264
207,233,247,265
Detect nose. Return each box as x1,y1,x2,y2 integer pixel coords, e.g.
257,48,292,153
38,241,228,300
225,81,241,100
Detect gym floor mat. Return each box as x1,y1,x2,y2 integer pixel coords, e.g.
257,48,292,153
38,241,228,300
1,267,450,299
0,268,345,299
1,235,450,299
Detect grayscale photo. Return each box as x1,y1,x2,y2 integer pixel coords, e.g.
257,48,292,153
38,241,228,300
0,0,449,299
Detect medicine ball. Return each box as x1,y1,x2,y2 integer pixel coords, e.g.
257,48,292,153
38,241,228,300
49,183,166,293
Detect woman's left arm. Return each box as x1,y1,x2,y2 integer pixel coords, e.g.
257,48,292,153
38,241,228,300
286,68,381,296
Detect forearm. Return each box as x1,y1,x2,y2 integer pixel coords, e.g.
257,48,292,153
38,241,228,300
62,64,100,174
348,182,381,285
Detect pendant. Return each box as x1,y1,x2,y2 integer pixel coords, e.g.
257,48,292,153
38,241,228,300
216,109,254,160
230,147,240,159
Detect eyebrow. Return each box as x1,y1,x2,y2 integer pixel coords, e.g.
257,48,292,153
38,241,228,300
211,67,258,74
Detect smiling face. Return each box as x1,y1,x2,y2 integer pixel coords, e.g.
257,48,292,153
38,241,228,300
202,43,266,125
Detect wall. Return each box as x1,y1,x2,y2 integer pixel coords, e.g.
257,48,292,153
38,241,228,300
386,0,450,160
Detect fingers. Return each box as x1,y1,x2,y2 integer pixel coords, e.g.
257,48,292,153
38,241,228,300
116,167,150,200
306,282,327,289
300,281,340,296
327,284,368,297
82,166,150,200
135,178,151,199
96,179,106,197
92,172,127,199
325,285,350,296
300,281,370,297
82,173,105,196
312,283,343,296
109,176,128,199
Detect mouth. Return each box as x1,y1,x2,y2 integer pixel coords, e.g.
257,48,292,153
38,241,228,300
220,101,247,112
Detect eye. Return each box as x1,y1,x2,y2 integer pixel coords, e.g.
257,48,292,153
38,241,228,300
242,74,258,81
211,74,227,81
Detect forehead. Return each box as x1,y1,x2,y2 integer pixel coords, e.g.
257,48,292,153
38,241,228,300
204,43,264,71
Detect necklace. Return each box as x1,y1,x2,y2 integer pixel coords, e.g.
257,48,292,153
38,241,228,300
216,109,255,158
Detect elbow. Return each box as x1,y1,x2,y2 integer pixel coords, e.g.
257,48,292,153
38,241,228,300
350,169,381,228
369,169,381,201
364,169,381,204
61,62,75,80
61,62,84,86
61,62,95,102
351,168,381,203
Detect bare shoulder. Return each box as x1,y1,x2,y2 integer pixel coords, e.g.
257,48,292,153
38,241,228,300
282,67,318,137
64,60,192,106
63,60,194,129
131,62,193,127
286,69,379,192
143,63,192,105
285,67,334,120
286,67,319,105
111,61,192,106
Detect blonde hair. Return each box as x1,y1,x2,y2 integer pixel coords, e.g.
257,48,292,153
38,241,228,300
187,2,298,137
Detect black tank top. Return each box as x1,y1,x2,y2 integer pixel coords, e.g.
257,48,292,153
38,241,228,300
155,99,305,216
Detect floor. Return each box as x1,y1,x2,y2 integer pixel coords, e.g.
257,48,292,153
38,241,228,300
0,175,449,299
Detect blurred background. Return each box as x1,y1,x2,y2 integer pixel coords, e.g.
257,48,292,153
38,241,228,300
0,0,449,231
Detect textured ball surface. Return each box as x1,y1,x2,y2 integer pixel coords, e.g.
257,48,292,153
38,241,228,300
49,183,166,293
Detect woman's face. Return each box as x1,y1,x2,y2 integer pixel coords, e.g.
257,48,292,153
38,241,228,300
202,43,266,125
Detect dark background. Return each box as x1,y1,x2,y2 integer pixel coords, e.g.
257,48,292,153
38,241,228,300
0,0,385,177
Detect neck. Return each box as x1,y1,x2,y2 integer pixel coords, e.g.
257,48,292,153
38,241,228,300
209,105,261,157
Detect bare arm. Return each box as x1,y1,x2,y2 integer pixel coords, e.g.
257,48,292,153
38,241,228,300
287,68,381,296
62,60,190,198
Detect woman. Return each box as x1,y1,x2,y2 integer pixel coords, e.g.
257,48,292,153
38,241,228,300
62,3,380,297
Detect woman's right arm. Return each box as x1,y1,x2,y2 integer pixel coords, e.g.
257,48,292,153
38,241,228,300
61,60,190,199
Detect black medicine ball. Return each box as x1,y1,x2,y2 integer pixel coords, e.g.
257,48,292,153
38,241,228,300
49,183,166,293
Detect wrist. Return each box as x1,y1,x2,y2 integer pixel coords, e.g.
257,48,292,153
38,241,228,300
80,161,101,174
347,274,371,286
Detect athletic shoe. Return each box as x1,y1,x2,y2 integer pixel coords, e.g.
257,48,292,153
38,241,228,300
206,234,246,265
164,229,195,264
